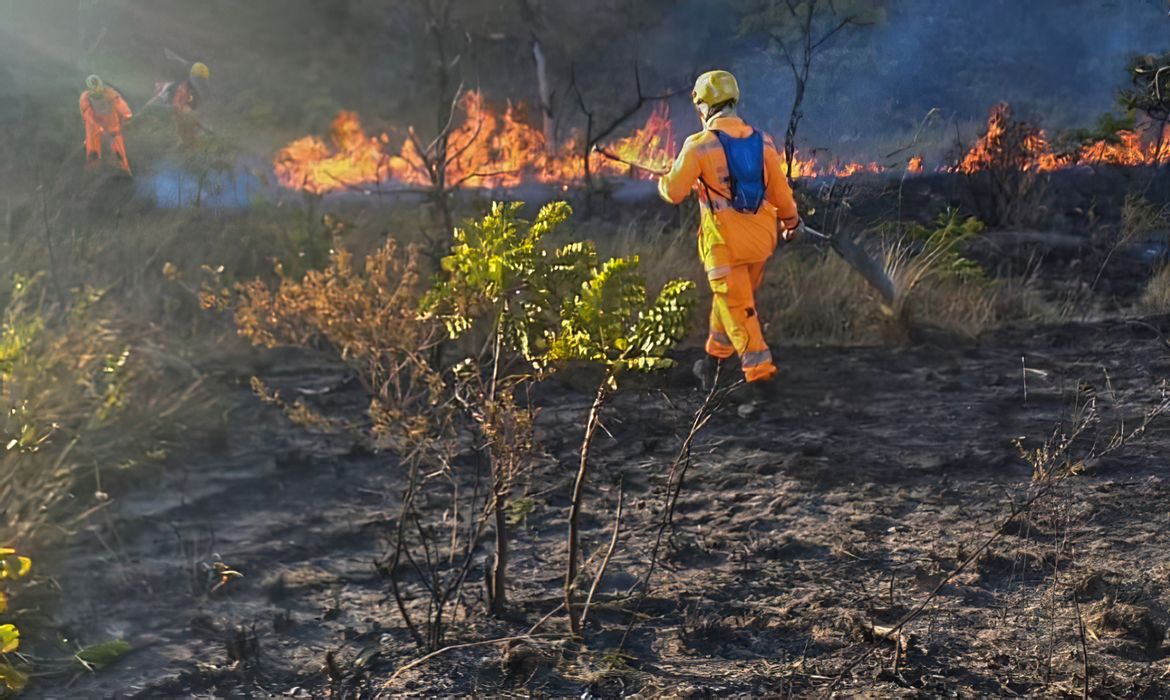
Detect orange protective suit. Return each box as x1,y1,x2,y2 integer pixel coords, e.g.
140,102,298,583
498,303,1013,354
171,79,200,146
658,115,800,383
80,87,133,174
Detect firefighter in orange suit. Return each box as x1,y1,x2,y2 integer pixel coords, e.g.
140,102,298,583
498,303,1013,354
146,55,210,146
658,70,802,412
80,75,133,174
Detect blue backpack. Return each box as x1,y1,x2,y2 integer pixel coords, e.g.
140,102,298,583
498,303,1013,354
713,130,766,214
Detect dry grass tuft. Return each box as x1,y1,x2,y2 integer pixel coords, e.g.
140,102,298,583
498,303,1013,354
1141,265,1170,313
1121,193,1170,244
0,277,212,544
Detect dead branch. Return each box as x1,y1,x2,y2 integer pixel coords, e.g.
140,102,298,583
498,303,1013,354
385,633,558,688
825,386,1170,694
580,475,625,630
1074,592,1090,700
564,382,611,636
569,62,691,201
618,366,744,650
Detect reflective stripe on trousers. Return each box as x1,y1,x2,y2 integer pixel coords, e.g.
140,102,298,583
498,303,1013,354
741,348,773,368
706,261,777,383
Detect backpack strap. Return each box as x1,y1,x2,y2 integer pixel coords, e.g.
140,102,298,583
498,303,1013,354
697,130,733,207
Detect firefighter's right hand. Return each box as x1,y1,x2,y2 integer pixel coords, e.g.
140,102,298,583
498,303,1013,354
781,221,806,243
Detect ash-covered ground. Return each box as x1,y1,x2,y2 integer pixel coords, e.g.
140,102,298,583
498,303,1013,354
39,310,1170,698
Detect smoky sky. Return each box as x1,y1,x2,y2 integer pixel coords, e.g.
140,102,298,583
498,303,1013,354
709,0,1170,160
2,0,1168,165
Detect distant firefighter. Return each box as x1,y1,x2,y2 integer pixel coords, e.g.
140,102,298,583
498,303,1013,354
79,75,133,174
146,49,210,146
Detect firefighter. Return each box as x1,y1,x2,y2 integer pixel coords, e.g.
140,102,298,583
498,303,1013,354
657,70,803,414
147,52,210,146
79,75,133,174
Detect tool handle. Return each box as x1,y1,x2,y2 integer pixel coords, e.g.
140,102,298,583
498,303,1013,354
591,145,669,176
800,224,832,241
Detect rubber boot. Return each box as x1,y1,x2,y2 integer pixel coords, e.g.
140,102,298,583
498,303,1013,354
736,379,777,419
692,356,721,392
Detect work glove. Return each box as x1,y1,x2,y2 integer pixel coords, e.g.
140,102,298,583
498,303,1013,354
781,220,806,243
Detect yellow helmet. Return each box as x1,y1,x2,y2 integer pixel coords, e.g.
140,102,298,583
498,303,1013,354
190,62,210,80
85,74,105,93
692,70,740,108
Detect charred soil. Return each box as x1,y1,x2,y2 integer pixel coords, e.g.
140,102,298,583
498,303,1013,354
28,312,1170,698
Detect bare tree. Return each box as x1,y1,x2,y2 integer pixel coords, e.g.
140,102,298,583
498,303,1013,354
739,0,884,177
1121,51,1170,165
516,0,557,155
569,63,691,212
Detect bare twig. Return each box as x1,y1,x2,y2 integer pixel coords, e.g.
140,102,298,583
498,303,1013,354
385,633,556,688
825,387,1170,694
580,475,625,629
618,365,743,650
1073,592,1090,700
565,381,611,636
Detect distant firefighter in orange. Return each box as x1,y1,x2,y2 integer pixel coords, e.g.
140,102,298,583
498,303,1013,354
147,50,210,146
79,75,133,174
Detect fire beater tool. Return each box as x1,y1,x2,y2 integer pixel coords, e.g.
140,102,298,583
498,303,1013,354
801,225,895,303
592,146,896,303
592,145,670,175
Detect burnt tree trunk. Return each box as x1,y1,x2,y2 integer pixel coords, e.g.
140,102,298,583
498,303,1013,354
784,74,807,179
532,38,556,155
517,0,556,154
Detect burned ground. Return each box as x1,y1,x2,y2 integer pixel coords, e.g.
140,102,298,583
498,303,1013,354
6,4,1170,697
34,311,1170,698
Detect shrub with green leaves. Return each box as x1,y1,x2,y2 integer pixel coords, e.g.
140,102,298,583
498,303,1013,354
423,201,695,630
424,200,696,383
0,276,141,542
904,208,987,282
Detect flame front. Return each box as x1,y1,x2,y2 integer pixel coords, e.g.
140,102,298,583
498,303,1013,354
274,97,1170,195
274,111,392,195
274,91,679,194
956,102,1170,174
273,92,884,194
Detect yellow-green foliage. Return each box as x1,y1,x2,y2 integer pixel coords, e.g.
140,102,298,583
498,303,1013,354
545,261,695,377
900,208,988,283
424,202,696,384
423,201,577,356
0,546,31,695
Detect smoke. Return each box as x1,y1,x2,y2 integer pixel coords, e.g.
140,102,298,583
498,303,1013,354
709,0,1170,161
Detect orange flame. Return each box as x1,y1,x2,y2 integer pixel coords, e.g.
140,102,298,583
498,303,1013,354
273,91,898,193
274,111,392,195
275,91,679,194
277,97,1170,195
956,103,1170,175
